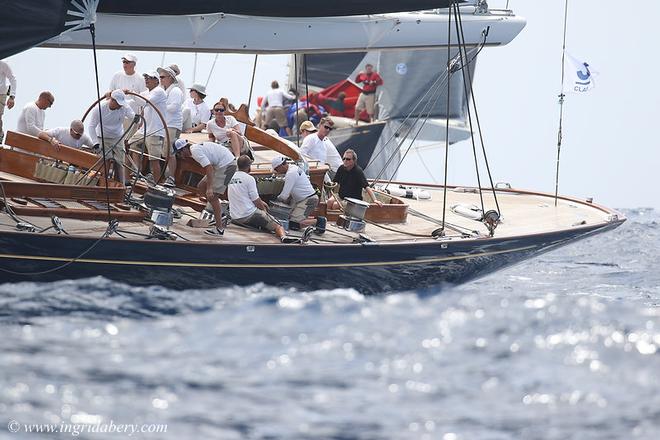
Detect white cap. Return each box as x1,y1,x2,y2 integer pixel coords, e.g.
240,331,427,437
143,70,159,79
110,89,127,107
157,66,177,81
173,138,188,151
122,53,137,63
189,83,207,96
271,156,287,171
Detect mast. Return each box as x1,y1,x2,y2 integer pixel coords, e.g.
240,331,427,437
554,0,570,206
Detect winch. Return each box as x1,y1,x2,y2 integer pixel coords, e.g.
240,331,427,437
144,185,176,228
337,197,369,233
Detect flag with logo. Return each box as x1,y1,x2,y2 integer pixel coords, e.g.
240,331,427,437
565,53,597,93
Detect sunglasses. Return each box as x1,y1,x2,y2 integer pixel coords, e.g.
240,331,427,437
213,108,225,112
342,157,353,161
323,125,333,131
122,60,134,64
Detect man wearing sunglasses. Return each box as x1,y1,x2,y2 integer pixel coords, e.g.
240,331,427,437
16,91,54,137
300,117,342,178
108,54,146,119
38,119,93,151
328,148,382,210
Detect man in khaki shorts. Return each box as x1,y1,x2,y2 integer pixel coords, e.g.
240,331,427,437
271,156,326,234
126,71,169,184
228,155,297,243
354,63,384,124
173,139,237,236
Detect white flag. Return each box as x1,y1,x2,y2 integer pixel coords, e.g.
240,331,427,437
565,53,596,93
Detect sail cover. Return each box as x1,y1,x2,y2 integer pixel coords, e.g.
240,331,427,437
96,1,460,17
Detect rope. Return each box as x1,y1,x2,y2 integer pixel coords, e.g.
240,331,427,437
554,0,570,206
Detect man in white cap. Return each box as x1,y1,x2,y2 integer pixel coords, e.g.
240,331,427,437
173,138,237,237
38,119,94,150
228,155,297,243
108,53,146,119
0,59,17,143
182,83,211,134
126,71,169,184
271,156,325,233
87,90,136,185
167,64,186,93
16,91,54,136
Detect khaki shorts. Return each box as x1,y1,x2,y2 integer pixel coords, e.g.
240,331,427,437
101,137,125,164
290,194,319,222
234,209,279,232
356,92,376,115
210,162,237,194
265,106,287,127
129,135,164,159
166,127,181,152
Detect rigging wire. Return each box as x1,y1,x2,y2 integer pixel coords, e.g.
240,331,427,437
247,54,259,112
293,54,300,146
440,3,453,235
455,13,501,215
89,23,112,222
453,2,486,216
554,0,570,206
204,53,220,88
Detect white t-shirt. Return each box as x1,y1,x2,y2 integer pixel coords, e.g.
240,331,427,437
87,101,136,143
301,134,341,171
278,164,315,203
16,102,45,136
263,88,294,108
163,84,183,130
108,71,147,114
183,98,211,126
141,86,167,137
47,127,94,149
228,170,259,219
190,141,235,168
206,116,241,143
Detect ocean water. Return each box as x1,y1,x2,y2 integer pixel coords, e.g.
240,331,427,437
1,208,658,439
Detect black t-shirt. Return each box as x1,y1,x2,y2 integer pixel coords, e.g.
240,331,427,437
333,164,369,200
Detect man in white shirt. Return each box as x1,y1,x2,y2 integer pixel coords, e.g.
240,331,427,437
16,91,54,137
261,80,295,135
300,117,342,177
38,120,93,150
126,71,169,184
228,155,294,243
108,53,147,117
158,66,183,180
0,60,17,143
272,156,326,234
87,90,136,184
173,139,237,237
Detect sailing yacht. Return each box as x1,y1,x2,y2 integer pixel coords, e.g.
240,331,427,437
0,1,624,293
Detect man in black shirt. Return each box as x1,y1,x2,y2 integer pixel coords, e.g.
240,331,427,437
329,149,382,209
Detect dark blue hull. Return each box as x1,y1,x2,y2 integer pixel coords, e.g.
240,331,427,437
0,221,622,293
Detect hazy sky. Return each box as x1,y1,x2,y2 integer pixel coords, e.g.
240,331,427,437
2,0,656,210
